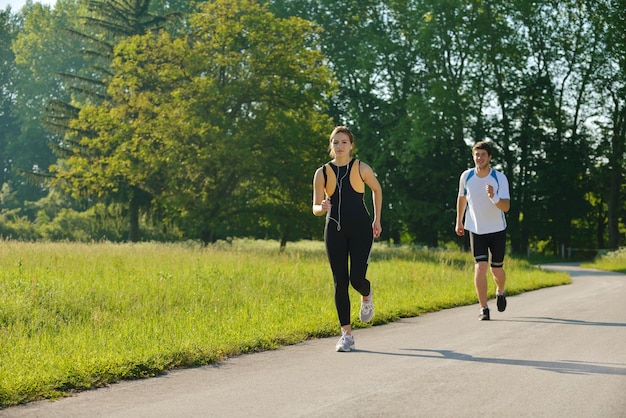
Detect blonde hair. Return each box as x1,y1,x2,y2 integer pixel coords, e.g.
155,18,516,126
328,126,354,157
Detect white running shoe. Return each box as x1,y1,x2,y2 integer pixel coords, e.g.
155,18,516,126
359,292,374,323
335,332,355,352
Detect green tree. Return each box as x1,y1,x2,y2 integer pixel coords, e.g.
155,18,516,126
516,0,606,254
45,0,183,241
271,0,425,243
7,2,81,205
57,0,336,244
0,10,19,189
396,0,486,247
272,0,620,254
595,0,626,250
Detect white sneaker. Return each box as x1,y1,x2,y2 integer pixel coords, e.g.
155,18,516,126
359,292,374,323
335,332,355,352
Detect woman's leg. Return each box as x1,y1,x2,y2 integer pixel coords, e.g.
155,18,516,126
325,224,351,326
347,220,373,297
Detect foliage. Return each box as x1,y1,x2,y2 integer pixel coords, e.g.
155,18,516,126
0,240,571,407
0,188,182,242
0,0,625,252
1,4,61,204
54,0,336,243
269,0,626,252
0,209,39,240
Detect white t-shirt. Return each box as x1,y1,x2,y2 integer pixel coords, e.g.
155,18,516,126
458,167,510,234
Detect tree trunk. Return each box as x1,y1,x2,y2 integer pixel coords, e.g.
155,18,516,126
608,102,625,250
128,194,140,243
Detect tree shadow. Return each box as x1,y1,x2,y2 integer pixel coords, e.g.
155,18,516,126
500,317,626,327
356,348,626,376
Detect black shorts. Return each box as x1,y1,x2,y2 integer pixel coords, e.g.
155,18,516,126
469,230,506,267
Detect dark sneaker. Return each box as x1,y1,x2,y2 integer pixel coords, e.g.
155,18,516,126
479,307,490,321
496,293,507,312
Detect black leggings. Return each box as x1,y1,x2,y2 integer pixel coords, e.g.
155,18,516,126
324,218,373,326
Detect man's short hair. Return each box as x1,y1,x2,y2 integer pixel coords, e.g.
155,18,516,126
472,141,492,156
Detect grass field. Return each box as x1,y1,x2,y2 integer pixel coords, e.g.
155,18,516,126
581,247,626,273
0,239,572,407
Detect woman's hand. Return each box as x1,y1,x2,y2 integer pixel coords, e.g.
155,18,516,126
372,220,382,238
320,199,331,213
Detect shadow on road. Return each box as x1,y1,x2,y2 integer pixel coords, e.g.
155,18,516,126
356,348,626,376
501,316,626,327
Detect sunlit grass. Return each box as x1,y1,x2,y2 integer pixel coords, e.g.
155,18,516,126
580,247,626,273
0,239,571,407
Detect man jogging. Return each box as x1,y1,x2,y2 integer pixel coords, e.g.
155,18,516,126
455,141,511,320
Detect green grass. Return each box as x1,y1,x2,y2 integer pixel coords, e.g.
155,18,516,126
580,247,626,273
0,239,571,408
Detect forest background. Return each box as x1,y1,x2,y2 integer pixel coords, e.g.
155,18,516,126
0,0,625,257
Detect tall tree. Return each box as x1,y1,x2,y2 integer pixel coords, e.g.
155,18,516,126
521,0,604,254
9,1,89,206
57,0,336,244
46,0,182,241
271,0,621,254
396,0,486,247
270,0,408,242
0,10,18,189
595,0,626,249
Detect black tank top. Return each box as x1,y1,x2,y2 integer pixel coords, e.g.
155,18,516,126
324,159,371,225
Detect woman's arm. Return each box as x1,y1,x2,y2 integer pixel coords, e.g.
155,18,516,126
360,162,383,238
312,167,328,216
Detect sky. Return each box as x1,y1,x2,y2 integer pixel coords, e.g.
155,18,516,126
0,0,56,10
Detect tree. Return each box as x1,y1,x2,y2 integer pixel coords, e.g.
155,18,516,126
595,0,626,249
8,2,84,205
45,0,183,241
271,0,621,254
0,10,19,190
57,0,336,244
521,0,608,254
395,0,486,247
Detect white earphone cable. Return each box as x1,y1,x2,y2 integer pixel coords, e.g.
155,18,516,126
328,163,349,231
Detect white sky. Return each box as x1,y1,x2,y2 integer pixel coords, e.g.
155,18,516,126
0,0,56,10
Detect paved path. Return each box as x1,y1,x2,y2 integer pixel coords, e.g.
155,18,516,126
2,264,625,417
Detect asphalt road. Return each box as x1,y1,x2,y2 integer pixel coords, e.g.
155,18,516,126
2,264,625,418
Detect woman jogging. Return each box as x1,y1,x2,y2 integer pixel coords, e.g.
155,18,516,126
312,126,383,351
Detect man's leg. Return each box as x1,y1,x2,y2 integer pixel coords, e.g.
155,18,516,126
491,266,506,294
474,261,489,307
470,232,490,308
489,230,508,312
489,230,507,294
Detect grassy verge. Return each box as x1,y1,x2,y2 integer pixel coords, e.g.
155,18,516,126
0,239,571,407
580,247,626,273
